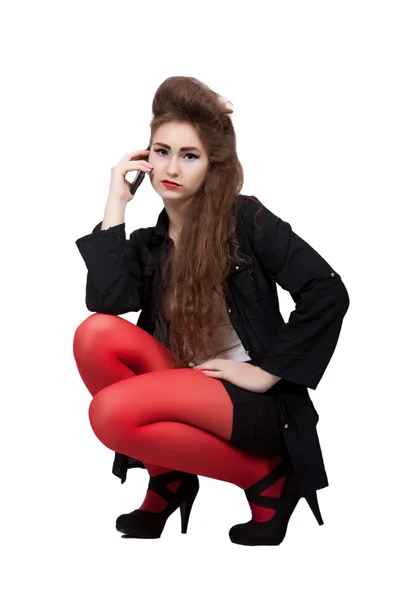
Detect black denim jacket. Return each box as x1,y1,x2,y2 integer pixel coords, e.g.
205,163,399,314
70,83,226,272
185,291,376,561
75,194,350,500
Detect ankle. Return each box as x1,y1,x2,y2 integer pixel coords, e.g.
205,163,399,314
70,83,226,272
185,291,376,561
138,470,185,513
245,457,289,523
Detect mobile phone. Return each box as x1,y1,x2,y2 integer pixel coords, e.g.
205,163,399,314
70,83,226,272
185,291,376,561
129,144,151,196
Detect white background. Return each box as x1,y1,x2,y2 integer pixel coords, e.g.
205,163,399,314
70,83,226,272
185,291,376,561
1,1,398,598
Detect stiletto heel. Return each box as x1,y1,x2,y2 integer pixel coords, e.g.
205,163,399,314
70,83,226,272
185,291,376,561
116,470,200,538
229,458,323,546
180,494,196,534
304,488,324,525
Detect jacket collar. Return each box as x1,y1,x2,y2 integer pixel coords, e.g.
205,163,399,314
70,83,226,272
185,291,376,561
150,205,170,244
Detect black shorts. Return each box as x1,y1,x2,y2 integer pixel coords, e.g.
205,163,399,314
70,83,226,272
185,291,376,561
219,360,288,458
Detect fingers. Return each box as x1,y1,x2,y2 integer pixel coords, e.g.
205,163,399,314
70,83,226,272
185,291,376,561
126,149,150,159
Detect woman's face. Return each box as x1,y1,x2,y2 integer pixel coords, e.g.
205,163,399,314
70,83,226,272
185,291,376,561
148,121,209,202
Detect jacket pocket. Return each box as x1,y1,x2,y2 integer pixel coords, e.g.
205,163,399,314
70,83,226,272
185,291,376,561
230,264,263,303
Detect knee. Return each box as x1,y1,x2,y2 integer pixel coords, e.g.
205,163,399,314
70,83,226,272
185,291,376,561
88,390,122,450
72,313,120,358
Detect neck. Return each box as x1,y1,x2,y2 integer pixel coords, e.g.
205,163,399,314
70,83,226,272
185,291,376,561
163,197,193,238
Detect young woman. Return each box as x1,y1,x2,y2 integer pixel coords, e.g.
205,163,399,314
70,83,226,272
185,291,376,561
74,76,350,546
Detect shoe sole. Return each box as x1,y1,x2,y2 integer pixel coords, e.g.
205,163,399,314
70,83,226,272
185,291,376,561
116,525,162,538
230,538,284,546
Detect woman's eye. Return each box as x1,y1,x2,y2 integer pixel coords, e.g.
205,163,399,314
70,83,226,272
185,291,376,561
154,149,199,160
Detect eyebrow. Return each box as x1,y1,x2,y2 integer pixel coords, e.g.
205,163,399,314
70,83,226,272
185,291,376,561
153,142,201,152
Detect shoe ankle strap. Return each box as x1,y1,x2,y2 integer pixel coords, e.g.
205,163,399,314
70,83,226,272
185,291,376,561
147,470,187,503
244,458,290,504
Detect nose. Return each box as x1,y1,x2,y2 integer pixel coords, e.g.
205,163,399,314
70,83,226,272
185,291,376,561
166,155,179,178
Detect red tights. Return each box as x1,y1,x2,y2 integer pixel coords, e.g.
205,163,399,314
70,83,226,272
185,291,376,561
73,313,286,521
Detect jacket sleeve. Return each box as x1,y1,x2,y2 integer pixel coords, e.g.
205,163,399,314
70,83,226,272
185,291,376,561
243,196,350,390
75,221,144,314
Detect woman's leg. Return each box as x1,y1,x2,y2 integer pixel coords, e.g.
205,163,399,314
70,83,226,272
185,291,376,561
73,313,186,511
73,314,286,522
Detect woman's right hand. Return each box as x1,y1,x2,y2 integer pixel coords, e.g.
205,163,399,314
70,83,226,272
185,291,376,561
107,149,154,204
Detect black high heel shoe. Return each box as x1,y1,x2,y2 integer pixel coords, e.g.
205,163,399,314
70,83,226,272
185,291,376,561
229,457,324,546
116,470,200,538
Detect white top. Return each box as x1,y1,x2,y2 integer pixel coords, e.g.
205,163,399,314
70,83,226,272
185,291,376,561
162,283,251,366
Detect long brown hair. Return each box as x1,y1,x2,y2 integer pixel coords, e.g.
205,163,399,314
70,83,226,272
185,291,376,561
149,76,262,368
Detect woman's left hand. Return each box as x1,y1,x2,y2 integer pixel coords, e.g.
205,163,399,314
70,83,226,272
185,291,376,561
192,359,277,393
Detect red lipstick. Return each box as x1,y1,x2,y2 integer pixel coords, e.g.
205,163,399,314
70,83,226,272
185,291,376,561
162,180,181,189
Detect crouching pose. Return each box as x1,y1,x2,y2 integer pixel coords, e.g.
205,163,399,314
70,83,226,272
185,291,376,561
74,76,350,546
